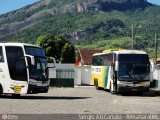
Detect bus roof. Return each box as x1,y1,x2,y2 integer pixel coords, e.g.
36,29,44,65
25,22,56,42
93,50,147,56
102,48,125,53
0,42,41,48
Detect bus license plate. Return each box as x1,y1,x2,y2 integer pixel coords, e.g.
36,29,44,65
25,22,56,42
37,82,42,86
132,88,138,92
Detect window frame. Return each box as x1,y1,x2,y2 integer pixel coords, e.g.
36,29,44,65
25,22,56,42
0,46,4,62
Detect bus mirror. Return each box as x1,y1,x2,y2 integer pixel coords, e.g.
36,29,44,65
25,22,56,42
26,55,35,66
150,61,155,72
115,61,118,71
30,56,35,65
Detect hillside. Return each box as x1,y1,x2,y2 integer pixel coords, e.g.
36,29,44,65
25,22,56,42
0,0,160,51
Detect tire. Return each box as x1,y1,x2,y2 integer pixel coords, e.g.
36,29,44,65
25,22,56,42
136,91,143,96
109,82,116,94
109,82,113,94
12,94,21,98
42,88,49,93
0,85,3,96
94,79,100,90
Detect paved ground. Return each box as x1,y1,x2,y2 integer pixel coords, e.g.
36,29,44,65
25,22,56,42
0,87,160,114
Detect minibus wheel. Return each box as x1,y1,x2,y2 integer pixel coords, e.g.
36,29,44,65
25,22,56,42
12,94,21,98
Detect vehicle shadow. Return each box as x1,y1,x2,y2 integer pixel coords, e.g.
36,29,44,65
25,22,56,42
0,95,91,100
120,90,160,97
103,88,160,97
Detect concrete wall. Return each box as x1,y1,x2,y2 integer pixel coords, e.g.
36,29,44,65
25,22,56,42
74,66,91,85
48,63,92,86
152,64,160,88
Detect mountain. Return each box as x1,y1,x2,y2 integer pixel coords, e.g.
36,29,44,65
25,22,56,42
0,0,159,51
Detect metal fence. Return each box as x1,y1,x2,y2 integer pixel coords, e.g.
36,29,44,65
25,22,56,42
56,69,75,79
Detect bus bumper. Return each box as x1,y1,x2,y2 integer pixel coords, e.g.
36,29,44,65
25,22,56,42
27,84,49,94
117,86,149,93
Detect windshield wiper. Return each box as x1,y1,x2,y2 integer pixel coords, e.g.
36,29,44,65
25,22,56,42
128,72,134,80
136,74,143,81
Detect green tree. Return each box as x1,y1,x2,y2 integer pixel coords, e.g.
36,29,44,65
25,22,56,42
61,43,75,63
36,34,75,63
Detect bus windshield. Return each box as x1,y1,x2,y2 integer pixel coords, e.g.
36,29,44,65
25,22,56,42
25,46,46,58
118,63,150,81
28,57,48,81
118,54,149,63
118,54,150,81
25,46,48,82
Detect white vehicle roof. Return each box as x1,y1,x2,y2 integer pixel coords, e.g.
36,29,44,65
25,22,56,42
0,42,41,48
93,50,147,56
114,50,147,54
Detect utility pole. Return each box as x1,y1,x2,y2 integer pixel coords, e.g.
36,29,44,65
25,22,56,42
131,25,141,50
155,33,157,64
132,25,134,50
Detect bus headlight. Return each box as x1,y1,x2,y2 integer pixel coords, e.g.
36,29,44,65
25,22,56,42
29,81,37,85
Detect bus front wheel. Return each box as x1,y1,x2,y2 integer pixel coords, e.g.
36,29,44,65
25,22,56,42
110,82,116,94
0,85,3,96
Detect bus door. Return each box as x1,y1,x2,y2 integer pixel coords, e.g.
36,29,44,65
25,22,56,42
5,46,28,94
0,46,5,92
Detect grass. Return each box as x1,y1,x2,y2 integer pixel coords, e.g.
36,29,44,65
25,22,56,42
75,37,132,50
75,36,160,59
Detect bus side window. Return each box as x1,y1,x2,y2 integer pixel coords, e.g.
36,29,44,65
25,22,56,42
0,47,4,62
92,56,100,66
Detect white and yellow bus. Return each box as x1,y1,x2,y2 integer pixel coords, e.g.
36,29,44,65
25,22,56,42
91,49,151,93
0,43,52,97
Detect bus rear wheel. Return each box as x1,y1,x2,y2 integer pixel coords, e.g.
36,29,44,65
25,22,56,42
94,79,100,90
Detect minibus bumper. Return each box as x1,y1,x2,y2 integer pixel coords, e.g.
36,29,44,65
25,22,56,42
27,84,49,94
